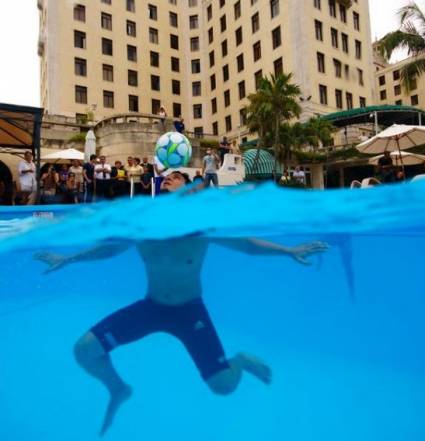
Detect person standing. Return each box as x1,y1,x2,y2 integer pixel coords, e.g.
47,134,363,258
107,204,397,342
18,151,36,204
202,148,220,188
69,159,84,193
292,166,306,186
94,155,112,200
158,106,167,132
378,151,394,183
141,157,154,176
111,161,127,198
83,154,97,203
218,137,231,165
173,116,185,134
125,158,143,196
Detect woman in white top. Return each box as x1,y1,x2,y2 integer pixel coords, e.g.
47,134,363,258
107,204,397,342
69,159,84,192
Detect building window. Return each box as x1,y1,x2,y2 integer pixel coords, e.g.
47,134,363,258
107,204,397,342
212,122,218,136
103,90,114,108
193,104,203,119
237,53,244,72
129,95,139,112
274,57,283,76
393,70,400,81
223,64,229,81
353,12,360,30
346,92,353,110
220,15,227,32
270,0,279,18
379,75,386,86
127,0,135,12
220,0,225,7
410,78,418,90
329,0,336,17
238,80,246,99
317,52,325,73
314,0,321,9
127,20,136,37
150,51,159,67
335,89,343,109
149,28,158,44
152,99,161,115
235,27,243,46
225,115,232,132
252,12,260,33
74,4,85,22
333,58,342,77
380,90,387,100
359,96,366,108
128,70,138,86
342,33,349,53
102,64,113,82
240,108,247,126
192,81,201,96
272,26,281,49
253,41,261,61
395,100,403,105
75,85,87,104
74,30,86,49
394,84,401,96
319,84,328,105
207,5,212,20
170,34,179,49
172,79,181,95
189,15,198,29
411,95,419,106
171,57,180,72
255,69,263,89
192,59,201,73
151,75,160,91
211,97,217,114
101,12,112,30
74,58,87,76
208,27,214,44
170,12,178,27
355,40,362,59
224,89,231,107
221,39,228,57
358,68,364,86
210,74,216,90
339,4,347,23
315,20,323,41
127,45,137,61
173,103,182,118
190,37,199,51
331,28,338,48
148,4,157,20
234,1,241,19
209,51,215,67
102,38,113,55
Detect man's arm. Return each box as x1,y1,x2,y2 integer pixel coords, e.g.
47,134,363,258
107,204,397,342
34,242,133,274
212,238,329,265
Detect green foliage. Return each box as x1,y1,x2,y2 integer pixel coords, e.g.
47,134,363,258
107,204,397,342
67,132,88,144
199,138,220,149
377,2,425,91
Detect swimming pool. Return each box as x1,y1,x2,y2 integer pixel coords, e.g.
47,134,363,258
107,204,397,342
0,183,424,441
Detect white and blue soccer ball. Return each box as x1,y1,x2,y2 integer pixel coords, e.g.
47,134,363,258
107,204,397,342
154,132,192,168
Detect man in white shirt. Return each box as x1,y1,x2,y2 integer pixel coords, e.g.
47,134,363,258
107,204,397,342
18,151,36,204
292,166,306,186
94,155,112,200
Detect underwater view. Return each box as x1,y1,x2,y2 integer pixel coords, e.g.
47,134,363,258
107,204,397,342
0,182,424,441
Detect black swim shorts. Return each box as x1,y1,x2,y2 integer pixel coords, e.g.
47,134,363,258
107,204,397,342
91,297,230,381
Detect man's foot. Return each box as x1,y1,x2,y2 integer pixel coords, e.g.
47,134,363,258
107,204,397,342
100,384,133,437
237,353,272,385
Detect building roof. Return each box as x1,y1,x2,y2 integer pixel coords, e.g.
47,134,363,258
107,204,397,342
0,102,44,154
243,149,283,178
321,105,425,128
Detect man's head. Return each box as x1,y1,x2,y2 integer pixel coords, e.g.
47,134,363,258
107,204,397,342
127,156,134,165
206,148,212,155
72,159,80,167
142,157,149,163
161,171,191,192
99,155,106,164
134,157,141,165
90,154,97,163
24,151,33,162
115,160,122,168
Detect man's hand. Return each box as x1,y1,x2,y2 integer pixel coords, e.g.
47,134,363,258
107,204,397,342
290,241,329,265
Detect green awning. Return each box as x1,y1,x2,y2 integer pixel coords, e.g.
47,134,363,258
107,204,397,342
243,148,283,178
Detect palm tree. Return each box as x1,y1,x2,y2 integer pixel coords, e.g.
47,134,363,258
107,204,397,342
304,117,335,151
245,73,301,175
378,2,425,91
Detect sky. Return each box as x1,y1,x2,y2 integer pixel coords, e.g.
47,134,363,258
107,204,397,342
0,0,420,108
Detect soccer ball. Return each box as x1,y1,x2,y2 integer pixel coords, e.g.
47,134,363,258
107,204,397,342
154,132,192,168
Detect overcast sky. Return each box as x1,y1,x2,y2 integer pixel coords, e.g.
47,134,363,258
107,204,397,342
0,0,420,108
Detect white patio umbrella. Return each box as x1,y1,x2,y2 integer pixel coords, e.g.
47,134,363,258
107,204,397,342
41,148,84,163
84,129,96,163
368,151,425,166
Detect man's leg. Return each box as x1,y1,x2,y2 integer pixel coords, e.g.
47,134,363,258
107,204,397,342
204,173,212,188
211,173,219,188
74,332,132,436
206,353,272,395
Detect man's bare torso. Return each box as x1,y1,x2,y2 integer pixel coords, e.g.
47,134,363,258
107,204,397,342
136,237,208,305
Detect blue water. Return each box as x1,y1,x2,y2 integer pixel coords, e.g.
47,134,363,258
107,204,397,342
0,183,424,441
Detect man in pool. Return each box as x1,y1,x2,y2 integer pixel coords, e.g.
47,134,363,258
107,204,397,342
35,171,329,436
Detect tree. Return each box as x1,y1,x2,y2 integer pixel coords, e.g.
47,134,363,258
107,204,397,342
245,73,301,175
378,2,425,91
303,117,335,151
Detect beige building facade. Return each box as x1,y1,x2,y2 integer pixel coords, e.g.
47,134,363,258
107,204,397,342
38,0,375,142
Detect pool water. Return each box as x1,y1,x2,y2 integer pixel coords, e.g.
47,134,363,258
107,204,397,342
0,183,424,441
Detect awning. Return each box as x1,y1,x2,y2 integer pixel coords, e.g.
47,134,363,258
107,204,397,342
243,149,283,178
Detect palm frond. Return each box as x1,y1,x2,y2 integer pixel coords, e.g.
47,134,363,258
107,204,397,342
400,57,425,91
398,2,425,32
